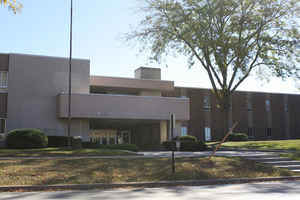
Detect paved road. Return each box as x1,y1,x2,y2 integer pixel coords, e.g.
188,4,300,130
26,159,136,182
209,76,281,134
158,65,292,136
1,181,300,200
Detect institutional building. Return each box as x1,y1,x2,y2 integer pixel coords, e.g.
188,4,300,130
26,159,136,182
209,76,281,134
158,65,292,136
0,53,299,149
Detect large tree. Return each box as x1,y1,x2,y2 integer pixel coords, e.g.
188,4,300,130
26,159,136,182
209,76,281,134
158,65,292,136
0,0,22,13
127,0,300,134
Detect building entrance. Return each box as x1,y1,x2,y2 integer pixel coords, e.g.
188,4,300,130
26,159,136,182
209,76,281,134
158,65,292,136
89,129,131,144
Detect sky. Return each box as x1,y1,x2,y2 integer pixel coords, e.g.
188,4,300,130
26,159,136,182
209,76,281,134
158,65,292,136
1,0,299,94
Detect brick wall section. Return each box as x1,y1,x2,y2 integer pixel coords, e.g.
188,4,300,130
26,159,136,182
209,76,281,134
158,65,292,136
289,94,300,139
164,87,300,141
210,92,224,140
249,92,266,139
0,54,9,71
0,94,7,118
0,54,8,119
189,89,205,140
232,92,248,134
271,94,285,139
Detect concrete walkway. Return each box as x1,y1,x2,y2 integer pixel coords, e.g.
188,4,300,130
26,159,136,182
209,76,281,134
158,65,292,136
0,151,277,160
139,151,278,158
1,181,300,199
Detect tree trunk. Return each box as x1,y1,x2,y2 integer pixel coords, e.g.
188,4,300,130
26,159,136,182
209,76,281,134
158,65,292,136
221,94,231,137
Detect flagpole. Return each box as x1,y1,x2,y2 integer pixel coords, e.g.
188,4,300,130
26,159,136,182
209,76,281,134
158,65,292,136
67,0,73,147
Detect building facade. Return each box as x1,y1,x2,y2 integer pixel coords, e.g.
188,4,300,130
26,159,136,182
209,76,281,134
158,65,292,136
1,53,189,150
163,87,300,141
0,53,299,149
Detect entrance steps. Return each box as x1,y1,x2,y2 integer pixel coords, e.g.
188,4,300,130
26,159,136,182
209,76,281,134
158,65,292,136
243,154,300,173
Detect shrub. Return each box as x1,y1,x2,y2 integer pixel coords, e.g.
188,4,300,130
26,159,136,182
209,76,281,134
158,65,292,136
162,140,207,151
6,129,48,149
162,141,176,151
72,136,82,149
178,135,197,142
227,133,248,141
180,141,208,151
48,136,68,147
82,141,100,148
48,136,81,147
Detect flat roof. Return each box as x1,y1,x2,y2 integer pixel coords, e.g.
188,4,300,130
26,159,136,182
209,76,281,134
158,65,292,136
90,75,174,91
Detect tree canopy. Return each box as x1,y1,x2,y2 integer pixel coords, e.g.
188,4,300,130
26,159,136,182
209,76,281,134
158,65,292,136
0,0,22,13
127,0,300,100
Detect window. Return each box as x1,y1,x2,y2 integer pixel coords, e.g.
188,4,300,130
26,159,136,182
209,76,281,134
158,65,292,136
248,127,254,138
181,126,188,136
0,72,8,88
204,127,211,141
266,128,272,138
265,100,271,112
203,96,211,110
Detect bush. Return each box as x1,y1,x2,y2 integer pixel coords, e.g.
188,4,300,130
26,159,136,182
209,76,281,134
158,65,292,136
162,141,176,151
48,136,68,147
82,141,100,148
48,136,81,148
6,129,48,149
162,140,207,151
227,133,248,141
72,136,82,149
178,135,197,142
180,141,208,151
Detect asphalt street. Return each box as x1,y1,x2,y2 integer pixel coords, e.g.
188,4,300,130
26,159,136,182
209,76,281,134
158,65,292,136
0,181,300,200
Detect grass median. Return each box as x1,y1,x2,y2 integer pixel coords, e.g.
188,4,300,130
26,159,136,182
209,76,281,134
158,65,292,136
0,148,136,157
0,157,297,186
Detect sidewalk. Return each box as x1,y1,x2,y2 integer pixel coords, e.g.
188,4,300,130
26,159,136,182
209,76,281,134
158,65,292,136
0,150,278,160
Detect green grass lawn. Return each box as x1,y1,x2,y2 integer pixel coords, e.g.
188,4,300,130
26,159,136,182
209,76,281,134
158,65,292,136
0,157,295,186
220,140,300,151
0,148,137,157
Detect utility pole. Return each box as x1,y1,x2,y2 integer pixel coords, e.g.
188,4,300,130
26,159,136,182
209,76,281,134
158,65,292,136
67,0,73,148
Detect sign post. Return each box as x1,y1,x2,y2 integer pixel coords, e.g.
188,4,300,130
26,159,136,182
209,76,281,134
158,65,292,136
170,113,176,174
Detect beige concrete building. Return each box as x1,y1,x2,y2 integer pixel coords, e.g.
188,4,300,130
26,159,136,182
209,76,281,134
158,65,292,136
1,53,299,149
0,53,190,149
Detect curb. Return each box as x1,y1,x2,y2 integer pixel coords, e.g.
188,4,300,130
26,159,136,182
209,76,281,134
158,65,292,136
1,176,300,192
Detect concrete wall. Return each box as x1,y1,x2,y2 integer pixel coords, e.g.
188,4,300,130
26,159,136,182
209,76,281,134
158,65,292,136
134,67,161,80
90,76,174,91
58,93,190,121
160,120,167,142
7,54,90,140
139,90,162,96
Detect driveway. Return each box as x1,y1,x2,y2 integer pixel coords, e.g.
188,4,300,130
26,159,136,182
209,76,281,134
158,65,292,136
1,181,300,200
